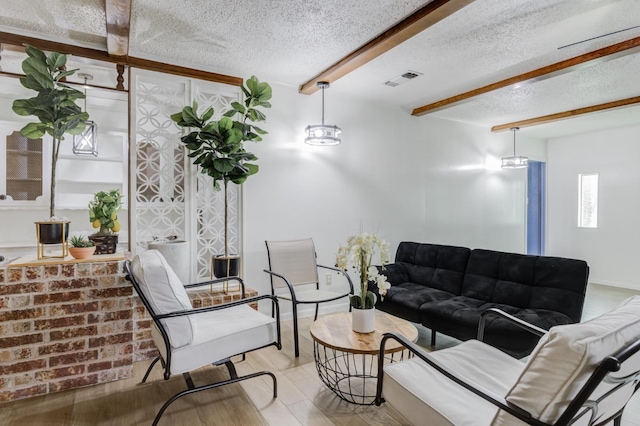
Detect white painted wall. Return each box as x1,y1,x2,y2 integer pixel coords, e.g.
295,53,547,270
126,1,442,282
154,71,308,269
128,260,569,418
547,124,640,290
242,83,545,316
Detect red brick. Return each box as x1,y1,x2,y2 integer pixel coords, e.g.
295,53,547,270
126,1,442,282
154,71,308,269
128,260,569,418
0,377,7,389
0,333,43,349
48,278,96,291
100,299,116,311
135,320,153,330
49,374,98,392
0,282,46,295
91,287,132,299
135,340,156,350
113,358,132,368
89,332,131,348
34,315,86,330
0,299,6,309
103,310,132,322
34,291,85,305
49,326,98,341
133,349,159,362
92,263,107,275
106,262,120,275
76,263,92,277
13,373,34,386
87,361,112,372
9,295,31,308
12,321,32,333
44,265,59,278
8,268,23,282
0,359,46,374
49,350,98,366
0,268,4,283
38,340,85,356
48,302,99,316
0,384,47,403
98,276,116,287
36,365,85,381
60,264,75,277
0,350,10,362
13,348,32,360
25,267,42,280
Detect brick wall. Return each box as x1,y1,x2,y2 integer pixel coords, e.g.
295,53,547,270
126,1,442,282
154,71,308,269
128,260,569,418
0,261,258,402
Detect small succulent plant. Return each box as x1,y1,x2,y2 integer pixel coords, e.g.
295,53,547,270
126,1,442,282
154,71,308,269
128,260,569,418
70,235,95,248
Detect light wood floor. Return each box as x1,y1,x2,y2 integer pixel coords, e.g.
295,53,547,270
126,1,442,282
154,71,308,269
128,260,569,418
0,283,638,425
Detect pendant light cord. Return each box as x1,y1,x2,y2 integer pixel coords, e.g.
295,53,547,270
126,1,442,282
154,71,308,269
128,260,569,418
321,85,325,126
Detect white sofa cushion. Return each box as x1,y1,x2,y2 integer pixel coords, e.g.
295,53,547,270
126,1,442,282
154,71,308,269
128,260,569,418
493,295,640,425
130,250,194,348
383,339,524,426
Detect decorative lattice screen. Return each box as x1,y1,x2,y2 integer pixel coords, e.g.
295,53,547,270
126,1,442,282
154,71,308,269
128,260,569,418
131,72,241,281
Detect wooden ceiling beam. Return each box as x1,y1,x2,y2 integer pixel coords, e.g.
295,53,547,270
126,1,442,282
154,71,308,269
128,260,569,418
412,36,640,116
105,0,131,57
491,95,640,132
0,31,242,87
299,0,474,95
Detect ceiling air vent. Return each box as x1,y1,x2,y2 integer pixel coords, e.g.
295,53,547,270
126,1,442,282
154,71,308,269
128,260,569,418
384,70,423,87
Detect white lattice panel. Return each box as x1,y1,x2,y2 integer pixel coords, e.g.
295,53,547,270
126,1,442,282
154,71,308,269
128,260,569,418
131,73,242,282
193,88,241,280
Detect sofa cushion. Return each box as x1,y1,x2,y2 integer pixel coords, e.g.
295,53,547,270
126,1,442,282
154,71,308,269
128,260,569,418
393,242,470,295
379,282,456,323
130,250,194,348
493,295,640,425
462,249,588,321
420,296,571,356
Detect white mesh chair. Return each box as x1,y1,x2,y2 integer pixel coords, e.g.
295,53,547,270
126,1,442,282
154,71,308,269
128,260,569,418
125,250,282,426
264,238,353,357
375,296,640,426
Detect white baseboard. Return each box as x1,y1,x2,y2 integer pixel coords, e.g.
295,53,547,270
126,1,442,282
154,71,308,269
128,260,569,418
589,280,640,292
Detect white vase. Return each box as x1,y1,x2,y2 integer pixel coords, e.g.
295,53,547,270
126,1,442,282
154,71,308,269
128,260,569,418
352,307,376,333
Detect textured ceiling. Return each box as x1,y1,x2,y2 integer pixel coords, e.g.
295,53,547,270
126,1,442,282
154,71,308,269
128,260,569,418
0,0,639,139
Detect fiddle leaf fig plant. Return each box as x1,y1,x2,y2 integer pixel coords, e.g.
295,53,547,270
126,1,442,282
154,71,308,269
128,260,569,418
171,76,272,257
12,45,89,218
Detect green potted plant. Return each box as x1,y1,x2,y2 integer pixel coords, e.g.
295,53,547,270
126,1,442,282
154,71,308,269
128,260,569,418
88,189,123,254
170,76,272,278
68,235,96,259
12,45,90,255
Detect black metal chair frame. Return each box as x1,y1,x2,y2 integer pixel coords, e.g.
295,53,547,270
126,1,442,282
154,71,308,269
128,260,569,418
264,242,354,357
376,308,640,426
125,260,282,426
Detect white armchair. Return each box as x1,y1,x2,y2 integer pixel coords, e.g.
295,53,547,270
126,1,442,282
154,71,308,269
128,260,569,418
376,296,640,426
126,250,282,426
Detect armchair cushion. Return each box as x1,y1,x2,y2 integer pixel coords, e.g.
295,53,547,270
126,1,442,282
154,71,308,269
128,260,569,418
494,295,640,425
153,304,278,374
383,340,523,426
130,250,194,348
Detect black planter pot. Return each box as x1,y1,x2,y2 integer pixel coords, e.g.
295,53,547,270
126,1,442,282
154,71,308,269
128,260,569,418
88,234,119,255
212,255,241,278
35,222,70,245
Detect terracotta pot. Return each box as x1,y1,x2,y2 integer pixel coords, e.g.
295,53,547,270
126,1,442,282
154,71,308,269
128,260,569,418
212,255,241,278
69,246,96,260
352,307,376,333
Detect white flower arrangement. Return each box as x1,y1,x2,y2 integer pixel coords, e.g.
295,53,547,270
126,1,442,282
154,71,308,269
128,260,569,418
336,233,391,310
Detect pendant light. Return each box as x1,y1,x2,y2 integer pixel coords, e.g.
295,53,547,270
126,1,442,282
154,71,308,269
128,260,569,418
305,81,341,146
72,73,98,157
501,127,528,169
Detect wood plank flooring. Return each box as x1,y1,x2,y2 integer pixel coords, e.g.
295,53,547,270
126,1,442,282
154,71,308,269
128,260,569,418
0,282,638,425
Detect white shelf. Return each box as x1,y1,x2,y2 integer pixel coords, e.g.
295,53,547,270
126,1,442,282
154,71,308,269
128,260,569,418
58,154,123,163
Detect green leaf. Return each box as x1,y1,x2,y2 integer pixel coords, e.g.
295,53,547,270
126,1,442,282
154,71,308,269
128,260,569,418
213,157,236,173
19,122,47,139
46,52,67,71
201,107,214,122
24,45,47,63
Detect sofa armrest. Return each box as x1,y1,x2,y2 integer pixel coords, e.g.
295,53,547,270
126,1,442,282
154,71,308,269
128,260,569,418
477,308,547,342
377,262,408,286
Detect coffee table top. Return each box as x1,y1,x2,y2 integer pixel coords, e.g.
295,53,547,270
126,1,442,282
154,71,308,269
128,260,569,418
309,310,418,355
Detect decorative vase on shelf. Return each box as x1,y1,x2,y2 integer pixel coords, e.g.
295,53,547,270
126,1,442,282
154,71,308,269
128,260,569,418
352,307,376,333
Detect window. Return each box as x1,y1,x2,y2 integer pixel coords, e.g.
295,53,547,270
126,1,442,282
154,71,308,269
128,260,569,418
578,173,598,228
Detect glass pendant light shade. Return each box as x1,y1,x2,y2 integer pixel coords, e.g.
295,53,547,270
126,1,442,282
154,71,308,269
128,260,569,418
305,81,341,146
501,127,528,169
73,73,98,156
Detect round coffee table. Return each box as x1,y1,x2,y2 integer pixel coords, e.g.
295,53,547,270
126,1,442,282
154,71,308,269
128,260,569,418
309,310,418,405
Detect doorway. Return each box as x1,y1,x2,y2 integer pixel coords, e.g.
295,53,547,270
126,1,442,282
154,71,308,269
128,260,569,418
527,161,546,255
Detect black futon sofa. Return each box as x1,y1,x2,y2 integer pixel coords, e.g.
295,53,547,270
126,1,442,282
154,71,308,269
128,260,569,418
375,242,589,357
